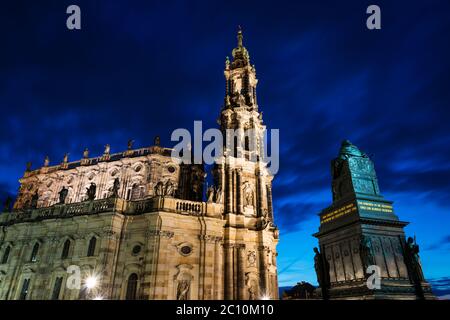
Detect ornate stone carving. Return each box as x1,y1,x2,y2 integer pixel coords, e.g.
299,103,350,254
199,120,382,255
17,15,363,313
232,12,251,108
30,191,39,209
104,144,110,156
177,280,190,300
313,247,330,299
206,186,214,203
58,187,68,204
154,136,160,147
243,182,254,207
110,178,120,198
44,156,50,167
198,234,223,243
165,180,175,197
247,251,256,267
86,183,96,201
405,236,425,282
145,230,174,239
215,186,223,204
359,235,375,273
154,181,164,196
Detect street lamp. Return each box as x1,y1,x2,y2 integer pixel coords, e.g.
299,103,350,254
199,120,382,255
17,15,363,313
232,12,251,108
85,275,98,290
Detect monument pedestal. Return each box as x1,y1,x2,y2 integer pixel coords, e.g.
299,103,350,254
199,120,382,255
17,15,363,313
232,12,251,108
313,141,435,300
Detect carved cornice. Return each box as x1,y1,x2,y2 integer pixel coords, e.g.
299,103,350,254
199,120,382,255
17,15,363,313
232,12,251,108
258,245,271,252
223,243,245,249
198,234,223,243
145,230,174,239
102,230,118,240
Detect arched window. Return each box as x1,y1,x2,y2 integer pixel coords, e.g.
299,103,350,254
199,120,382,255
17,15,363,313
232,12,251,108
19,278,30,300
30,243,39,262
87,237,96,257
51,277,63,300
126,273,138,300
61,240,71,259
2,246,11,264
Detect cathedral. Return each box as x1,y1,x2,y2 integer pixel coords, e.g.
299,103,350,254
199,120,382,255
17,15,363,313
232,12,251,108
0,30,279,300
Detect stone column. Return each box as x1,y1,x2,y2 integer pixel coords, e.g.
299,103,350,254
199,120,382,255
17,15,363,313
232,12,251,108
75,169,84,203
197,234,207,300
153,231,173,299
233,245,238,299
215,239,224,299
54,176,64,206
232,169,236,213
99,167,108,199
6,240,28,299
141,229,164,300
267,184,274,221
100,222,123,299
256,169,264,217
225,166,233,214
258,246,268,295
236,169,243,214
238,244,246,299
224,244,234,299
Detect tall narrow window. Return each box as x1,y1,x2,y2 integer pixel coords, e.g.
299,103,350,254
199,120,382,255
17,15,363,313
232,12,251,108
126,273,138,300
1,246,10,264
87,237,96,257
234,136,239,157
19,278,30,300
30,243,39,262
61,240,71,259
245,136,250,151
51,277,63,300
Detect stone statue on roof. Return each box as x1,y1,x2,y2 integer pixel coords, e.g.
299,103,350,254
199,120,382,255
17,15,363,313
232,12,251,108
44,156,50,167
338,140,367,159
128,140,134,150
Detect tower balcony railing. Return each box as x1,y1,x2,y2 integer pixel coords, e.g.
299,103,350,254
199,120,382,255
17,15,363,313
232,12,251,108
125,196,222,217
0,196,223,225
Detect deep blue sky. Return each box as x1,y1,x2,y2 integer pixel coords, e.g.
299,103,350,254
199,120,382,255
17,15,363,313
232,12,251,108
1,1,450,296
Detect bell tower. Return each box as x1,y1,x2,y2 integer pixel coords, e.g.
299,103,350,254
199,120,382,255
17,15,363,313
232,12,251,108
224,28,258,110
212,29,279,300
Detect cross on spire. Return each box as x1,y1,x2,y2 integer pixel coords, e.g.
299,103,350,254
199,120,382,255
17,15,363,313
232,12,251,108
237,26,243,47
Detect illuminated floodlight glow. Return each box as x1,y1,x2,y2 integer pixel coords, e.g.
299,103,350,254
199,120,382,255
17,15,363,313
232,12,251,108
85,275,98,289
260,293,271,300
93,295,104,300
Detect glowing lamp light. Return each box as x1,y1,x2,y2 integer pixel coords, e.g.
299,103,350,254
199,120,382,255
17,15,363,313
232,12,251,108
93,295,104,300
260,293,271,300
85,276,98,289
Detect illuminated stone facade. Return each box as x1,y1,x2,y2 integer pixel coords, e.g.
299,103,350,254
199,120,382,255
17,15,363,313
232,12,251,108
0,31,279,300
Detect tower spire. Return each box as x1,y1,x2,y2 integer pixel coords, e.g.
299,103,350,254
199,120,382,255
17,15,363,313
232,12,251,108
237,26,243,47
224,29,258,109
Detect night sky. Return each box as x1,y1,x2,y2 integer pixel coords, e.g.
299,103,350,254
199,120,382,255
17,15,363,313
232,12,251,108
1,1,450,297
